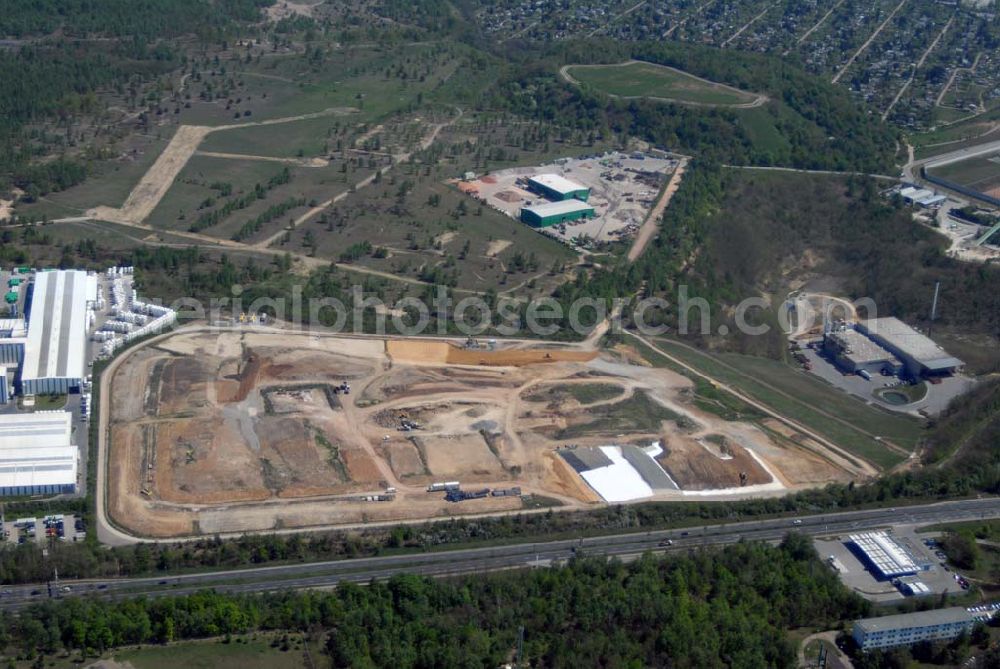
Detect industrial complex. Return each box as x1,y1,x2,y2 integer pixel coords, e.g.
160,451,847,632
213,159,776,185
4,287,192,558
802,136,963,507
856,317,964,378
455,150,680,246
848,531,923,580
824,317,963,380
0,266,176,499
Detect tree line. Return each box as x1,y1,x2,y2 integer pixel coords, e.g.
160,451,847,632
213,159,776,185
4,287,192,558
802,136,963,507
0,537,867,668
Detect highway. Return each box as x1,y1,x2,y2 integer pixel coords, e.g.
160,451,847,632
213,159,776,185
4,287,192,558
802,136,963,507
3,497,1000,612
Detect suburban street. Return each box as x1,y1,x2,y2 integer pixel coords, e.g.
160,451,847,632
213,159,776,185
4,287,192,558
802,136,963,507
4,496,1000,612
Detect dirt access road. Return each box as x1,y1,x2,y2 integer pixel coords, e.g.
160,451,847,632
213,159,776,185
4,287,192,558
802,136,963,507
87,107,356,226
252,107,464,249
628,157,687,262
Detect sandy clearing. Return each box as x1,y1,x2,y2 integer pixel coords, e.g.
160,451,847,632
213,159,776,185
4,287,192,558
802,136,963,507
435,231,458,246
485,239,512,257
266,0,321,21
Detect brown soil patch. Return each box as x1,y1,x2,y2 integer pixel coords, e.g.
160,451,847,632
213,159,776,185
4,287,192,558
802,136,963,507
421,434,505,480
656,434,771,490
387,340,597,367
342,449,385,485
446,348,598,366
543,451,601,503
379,439,428,479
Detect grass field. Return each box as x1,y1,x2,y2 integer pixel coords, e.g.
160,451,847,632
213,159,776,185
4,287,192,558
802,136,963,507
199,114,348,158
565,61,759,106
144,154,366,243
17,131,174,221
649,338,923,469
113,636,316,669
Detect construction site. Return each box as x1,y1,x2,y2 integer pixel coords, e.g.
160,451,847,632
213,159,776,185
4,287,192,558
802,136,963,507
105,328,857,539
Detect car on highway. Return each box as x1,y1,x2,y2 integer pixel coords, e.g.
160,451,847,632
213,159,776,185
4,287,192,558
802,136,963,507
658,539,673,547
792,519,802,525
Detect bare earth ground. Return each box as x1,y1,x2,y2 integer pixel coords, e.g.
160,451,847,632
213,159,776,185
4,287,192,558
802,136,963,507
107,330,854,538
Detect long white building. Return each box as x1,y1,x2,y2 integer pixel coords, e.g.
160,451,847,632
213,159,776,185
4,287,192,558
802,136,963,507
20,270,96,395
0,411,78,496
853,608,976,650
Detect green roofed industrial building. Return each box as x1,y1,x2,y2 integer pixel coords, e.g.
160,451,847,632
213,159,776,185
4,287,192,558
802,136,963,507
527,174,590,201
520,200,595,227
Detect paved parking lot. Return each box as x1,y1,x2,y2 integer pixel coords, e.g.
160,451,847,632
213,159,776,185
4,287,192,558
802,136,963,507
816,525,970,603
3,514,85,545
797,343,973,417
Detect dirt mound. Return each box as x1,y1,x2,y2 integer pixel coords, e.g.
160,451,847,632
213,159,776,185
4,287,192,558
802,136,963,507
233,349,262,402
656,435,771,490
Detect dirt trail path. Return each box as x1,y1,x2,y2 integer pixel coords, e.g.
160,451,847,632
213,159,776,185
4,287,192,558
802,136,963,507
881,17,953,121
786,0,845,54
663,0,715,38
196,151,329,167
87,107,356,225
832,0,907,84
253,107,463,249
797,631,851,669
89,125,213,225
937,53,982,107
628,157,687,262
721,2,776,48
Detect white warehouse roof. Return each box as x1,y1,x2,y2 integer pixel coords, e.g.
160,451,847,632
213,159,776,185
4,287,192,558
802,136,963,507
0,445,78,490
858,317,963,371
22,270,95,385
850,531,919,578
0,411,73,449
527,173,588,195
0,412,77,492
522,200,595,217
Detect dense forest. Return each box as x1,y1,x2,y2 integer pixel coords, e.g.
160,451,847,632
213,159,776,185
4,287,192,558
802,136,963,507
0,0,272,38
0,538,867,667
631,165,1000,354
0,0,272,190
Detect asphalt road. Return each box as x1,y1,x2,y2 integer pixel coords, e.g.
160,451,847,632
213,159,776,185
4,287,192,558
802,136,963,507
4,497,1000,612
